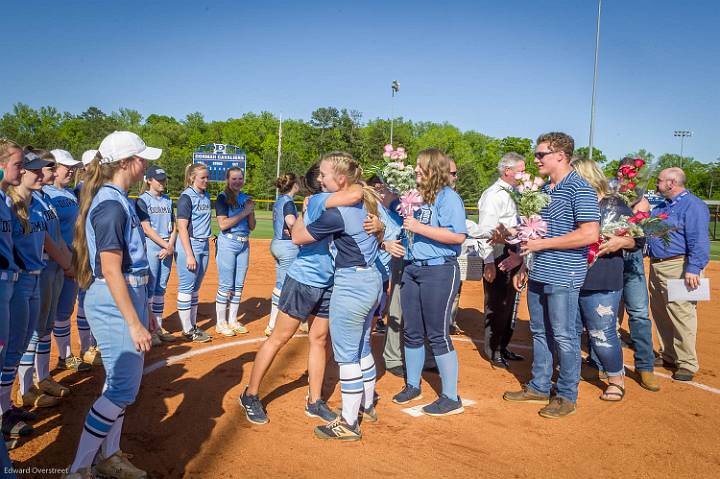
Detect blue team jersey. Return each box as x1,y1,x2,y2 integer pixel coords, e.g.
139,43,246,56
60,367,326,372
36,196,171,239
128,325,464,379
216,191,252,236
0,190,18,272
86,184,149,279
177,187,212,239
374,203,403,281
407,187,468,260
33,190,61,246
307,202,379,269
286,193,333,288
42,185,79,247
273,194,298,240
136,191,174,239
12,194,48,271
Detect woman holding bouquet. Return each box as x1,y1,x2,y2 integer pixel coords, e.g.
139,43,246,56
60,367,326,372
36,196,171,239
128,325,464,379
572,157,640,401
392,148,467,416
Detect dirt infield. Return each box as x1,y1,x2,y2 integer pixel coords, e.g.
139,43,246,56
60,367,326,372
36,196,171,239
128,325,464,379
9,240,720,478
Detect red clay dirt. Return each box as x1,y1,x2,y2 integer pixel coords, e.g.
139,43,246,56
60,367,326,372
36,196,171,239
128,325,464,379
9,239,720,478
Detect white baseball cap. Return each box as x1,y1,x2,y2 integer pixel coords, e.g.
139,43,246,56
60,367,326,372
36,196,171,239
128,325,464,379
50,149,81,167
98,131,162,165
81,149,98,166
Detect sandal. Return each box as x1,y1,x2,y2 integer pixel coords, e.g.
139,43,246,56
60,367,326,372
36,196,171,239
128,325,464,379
600,383,625,402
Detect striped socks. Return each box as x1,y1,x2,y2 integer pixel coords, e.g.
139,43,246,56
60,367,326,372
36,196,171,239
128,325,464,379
215,290,229,327
190,292,199,326
228,289,242,325
35,334,52,382
53,317,72,360
177,293,192,333
339,363,363,425
360,354,376,409
70,395,123,473
151,295,165,329
18,333,38,396
269,288,281,330
77,305,93,355
101,409,125,459
0,367,18,414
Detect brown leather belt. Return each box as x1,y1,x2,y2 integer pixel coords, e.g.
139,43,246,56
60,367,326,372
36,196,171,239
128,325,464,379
650,255,684,263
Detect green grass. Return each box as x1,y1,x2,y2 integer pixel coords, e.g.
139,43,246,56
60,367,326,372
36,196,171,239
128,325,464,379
711,241,720,261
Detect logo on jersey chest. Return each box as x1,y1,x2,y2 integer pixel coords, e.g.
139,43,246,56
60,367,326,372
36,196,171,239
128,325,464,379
0,220,10,233
148,205,172,214
30,221,47,233
42,208,58,222
196,202,211,212
54,198,76,208
416,205,433,225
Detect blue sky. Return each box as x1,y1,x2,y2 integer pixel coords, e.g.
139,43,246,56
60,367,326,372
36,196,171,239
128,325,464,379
2,0,718,163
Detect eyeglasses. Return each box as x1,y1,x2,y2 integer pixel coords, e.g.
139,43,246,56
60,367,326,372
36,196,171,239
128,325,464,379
450,171,458,177
534,150,555,160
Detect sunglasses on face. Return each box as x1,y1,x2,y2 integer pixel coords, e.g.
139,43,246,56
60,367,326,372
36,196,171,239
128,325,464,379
450,171,458,177
534,151,555,160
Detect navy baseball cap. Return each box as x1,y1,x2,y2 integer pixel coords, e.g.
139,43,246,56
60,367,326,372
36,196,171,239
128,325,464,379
146,165,167,181
23,150,55,171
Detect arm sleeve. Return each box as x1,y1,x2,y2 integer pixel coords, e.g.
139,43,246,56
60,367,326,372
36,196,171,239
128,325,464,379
684,200,711,274
437,190,468,234
89,201,127,253
135,197,150,223
573,185,601,223
215,194,229,217
306,208,345,241
177,195,192,220
283,201,297,218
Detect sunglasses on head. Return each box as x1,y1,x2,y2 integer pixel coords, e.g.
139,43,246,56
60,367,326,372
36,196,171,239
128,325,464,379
534,150,555,160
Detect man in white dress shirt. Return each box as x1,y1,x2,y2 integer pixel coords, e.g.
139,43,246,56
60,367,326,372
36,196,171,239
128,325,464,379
476,152,526,368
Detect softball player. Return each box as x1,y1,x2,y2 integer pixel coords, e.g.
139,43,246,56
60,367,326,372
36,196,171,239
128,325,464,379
392,148,467,417
267,173,300,336
1,149,54,436
240,162,365,425
65,131,159,479
176,163,212,343
136,165,177,344
214,167,255,336
291,152,383,441
0,139,31,457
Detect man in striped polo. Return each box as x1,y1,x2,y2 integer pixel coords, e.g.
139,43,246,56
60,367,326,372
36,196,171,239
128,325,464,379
503,132,600,418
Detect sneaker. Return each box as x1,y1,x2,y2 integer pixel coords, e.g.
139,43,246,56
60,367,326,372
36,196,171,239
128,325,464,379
449,323,464,335
392,384,423,405
151,330,162,347
38,377,71,398
17,385,60,408
672,368,694,382
229,322,249,335
359,405,378,423
264,326,273,337
57,355,92,372
239,387,268,425
422,394,464,416
83,347,103,366
157,327,176,343
639,371,660,392
538,397,576,419
61,467,94,479
305,398,338,422
299,321,309,334
314,418,361,441
215,324,236,337
184,328,211,343
7,406,37,422
95,450,147,479
503,385,550,404
1,410,33,438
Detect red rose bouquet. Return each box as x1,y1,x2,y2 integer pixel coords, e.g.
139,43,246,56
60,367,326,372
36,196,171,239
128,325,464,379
616,158,647,204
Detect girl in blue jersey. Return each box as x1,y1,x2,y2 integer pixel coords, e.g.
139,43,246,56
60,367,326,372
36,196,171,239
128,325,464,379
240,162,368,426
136,165,177,345
267,173,300,336
392,148,467,417
65,131,159,479
214,167,256,336
17,149,76,409
0,149,54,437
292,152,384,441
0,140,26,470
176,163,212,343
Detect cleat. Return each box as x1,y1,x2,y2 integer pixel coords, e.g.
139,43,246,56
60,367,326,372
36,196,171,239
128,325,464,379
17,385,60,408
95,450,147,479
57,355,92,372
38,377,71,398
299,321,309,334
1,410,33,438
229,322,249,335
157,328,176,343
359,405,378,423
83,347,103,367
215,324,236,337
184,328,211,343
314,418,361,441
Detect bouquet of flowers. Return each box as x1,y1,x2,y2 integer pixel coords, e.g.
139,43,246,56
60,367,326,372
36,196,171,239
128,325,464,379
628,211,674,246
616,158,648,204
374,144,416,195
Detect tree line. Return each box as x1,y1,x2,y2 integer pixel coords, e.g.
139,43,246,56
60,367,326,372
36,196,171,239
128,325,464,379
2,103,718,204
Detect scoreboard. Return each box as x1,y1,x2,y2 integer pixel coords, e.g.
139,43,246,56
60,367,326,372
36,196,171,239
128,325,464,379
192,144,247,182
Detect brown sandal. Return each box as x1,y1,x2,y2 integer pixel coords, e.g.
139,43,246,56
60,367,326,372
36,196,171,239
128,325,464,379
600,383,625,402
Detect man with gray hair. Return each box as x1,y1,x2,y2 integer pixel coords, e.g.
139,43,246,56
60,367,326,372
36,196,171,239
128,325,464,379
648,167,710,381
475,152,526,368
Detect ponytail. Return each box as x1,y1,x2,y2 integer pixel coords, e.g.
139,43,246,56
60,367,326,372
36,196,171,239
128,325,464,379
72,155,124,289
7,186,30,234
275,173,298,195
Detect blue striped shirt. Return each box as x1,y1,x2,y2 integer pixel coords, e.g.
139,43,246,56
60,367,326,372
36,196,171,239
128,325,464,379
529,170,600,289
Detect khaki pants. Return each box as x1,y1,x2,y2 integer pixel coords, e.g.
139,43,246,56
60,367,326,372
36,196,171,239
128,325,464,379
649,257,699,373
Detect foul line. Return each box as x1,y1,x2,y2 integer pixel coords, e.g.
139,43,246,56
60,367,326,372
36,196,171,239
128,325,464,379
143,334,720,396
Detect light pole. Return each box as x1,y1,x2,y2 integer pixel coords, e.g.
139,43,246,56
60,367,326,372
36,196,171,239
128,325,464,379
673,130,692,167
588,0,602,161
390,80,400,145
275,113,283,199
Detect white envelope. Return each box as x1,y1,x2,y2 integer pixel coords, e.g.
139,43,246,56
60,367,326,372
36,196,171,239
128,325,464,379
667,279,711,302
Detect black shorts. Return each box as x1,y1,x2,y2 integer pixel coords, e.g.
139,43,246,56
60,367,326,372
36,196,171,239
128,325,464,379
277,276,332,320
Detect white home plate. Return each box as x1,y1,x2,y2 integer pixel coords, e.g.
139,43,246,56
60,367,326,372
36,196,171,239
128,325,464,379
401,399,476,417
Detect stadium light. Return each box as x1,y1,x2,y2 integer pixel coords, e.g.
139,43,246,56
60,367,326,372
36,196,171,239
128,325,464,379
390,80,400,145
673,130,692,168
588,0,602,160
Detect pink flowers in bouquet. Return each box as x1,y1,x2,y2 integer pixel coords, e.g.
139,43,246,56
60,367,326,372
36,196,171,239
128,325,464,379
514,172,546,193
516,215,548,242
397,189,423,218
383,144,408,161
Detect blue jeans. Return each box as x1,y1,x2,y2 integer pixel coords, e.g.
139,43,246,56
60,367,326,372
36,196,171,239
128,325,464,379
146,240,173,297
176,238,209,295
527,280,581,403
579,290,624,376
216,234,250,298
85,279,149,408
270,239,298,305
621,249,655,372
329,267,382,364
5,273,40,378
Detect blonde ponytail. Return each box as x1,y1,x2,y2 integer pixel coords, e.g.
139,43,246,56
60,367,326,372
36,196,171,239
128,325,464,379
7,186,30,234
184,163,207,188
